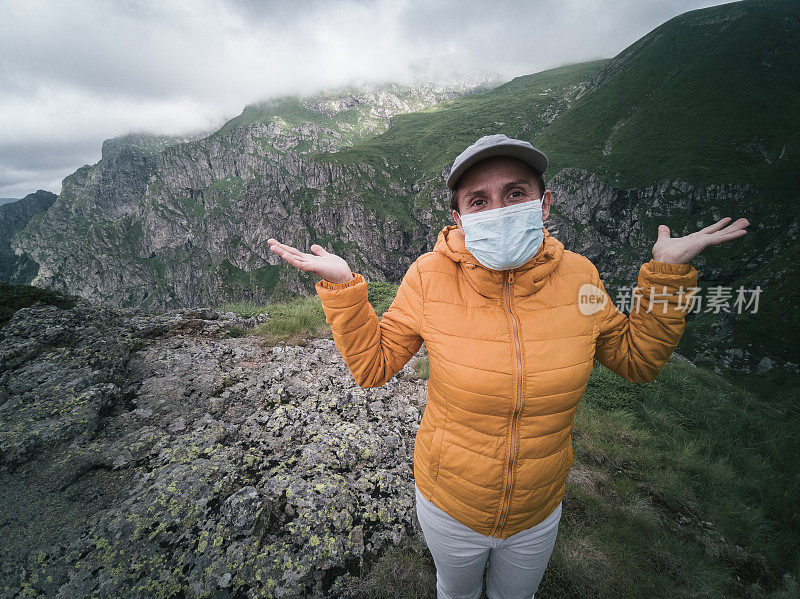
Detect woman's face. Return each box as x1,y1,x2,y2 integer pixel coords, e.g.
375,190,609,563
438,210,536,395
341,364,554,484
452,157,551,234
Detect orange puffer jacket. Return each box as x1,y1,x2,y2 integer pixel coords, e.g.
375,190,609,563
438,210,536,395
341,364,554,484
315,224,699,539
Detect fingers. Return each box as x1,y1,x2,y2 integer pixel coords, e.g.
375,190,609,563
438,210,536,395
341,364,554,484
708,221,750,240
268,245,300,262
717,218,750,233
699,217,732,234
267,238,328,274
268,239,304,258
704,229,748,247
272,249,316,272
700,217,749,235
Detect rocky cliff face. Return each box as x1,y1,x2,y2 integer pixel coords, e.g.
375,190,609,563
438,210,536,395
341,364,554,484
548,166,798,376
0,295,431,598
0,190,57,282
9,80,500,310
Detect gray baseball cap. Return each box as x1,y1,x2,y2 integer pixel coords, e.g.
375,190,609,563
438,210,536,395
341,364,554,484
446,134,548,190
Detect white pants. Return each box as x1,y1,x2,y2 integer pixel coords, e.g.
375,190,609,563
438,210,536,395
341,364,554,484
415,482,561,599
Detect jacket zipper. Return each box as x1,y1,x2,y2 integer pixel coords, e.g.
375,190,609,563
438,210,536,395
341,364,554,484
493,269,523,537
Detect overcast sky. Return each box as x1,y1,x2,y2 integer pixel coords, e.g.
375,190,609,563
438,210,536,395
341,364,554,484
0,0,737,198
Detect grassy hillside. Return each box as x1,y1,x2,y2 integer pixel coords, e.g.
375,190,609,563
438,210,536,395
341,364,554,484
316,1,799,197
535,0,800,190
321,60,608,177
317,60,608,224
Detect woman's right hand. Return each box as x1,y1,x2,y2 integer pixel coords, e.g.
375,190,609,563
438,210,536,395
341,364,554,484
267,238,354,284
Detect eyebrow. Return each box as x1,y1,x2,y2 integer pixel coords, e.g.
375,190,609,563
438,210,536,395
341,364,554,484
462,179,534,201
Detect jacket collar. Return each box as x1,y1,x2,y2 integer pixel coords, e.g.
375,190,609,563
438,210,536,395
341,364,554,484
432,224,564,298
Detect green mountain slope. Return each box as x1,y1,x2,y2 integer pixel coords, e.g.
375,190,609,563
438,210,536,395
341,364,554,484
536,0,800,190
319,60,608,223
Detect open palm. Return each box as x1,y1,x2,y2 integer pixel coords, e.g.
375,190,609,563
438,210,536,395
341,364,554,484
267,238,354,284
652,217,750,264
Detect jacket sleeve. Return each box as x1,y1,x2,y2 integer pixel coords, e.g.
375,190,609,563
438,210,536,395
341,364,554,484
314,260,424,388
592,259,699,383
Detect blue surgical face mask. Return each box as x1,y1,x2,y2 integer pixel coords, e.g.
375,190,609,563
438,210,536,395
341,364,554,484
459,198,544,271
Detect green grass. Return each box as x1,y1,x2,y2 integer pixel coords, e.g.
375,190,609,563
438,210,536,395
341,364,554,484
413,357,429,380
250,296,329,343
535,358,800,597
320,60,609,179
217,96,337,135
217,282,401,344
218,295,328,344
346,534,436,598
365,281,399,317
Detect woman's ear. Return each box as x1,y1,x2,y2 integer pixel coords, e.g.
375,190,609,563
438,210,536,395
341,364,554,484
452,209,464,234
541,189,552,222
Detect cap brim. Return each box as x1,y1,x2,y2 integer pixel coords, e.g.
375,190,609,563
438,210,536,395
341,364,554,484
446,144,548,190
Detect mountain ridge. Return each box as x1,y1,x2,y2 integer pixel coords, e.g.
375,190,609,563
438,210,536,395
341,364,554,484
5,0,799,375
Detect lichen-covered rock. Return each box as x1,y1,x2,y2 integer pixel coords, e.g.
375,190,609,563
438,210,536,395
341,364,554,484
0,297,429,598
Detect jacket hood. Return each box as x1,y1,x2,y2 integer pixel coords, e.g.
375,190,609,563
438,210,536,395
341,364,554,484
433,224,565,298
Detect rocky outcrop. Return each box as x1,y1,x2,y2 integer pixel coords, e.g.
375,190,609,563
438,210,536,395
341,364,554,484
547,168,756,281
0,296,430,598
9,81,500,311
0,190,57,282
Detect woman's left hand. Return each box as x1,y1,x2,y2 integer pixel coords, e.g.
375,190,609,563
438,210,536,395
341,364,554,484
651,217,750,264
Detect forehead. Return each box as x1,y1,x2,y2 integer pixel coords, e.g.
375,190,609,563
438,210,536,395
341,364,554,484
457,156,538,191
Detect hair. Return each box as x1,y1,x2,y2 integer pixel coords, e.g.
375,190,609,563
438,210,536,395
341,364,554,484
449,162,546,214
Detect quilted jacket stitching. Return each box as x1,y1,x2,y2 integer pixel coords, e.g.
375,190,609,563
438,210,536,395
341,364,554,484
438,462,505,490
338,316,373,337
435,484,497,517
429,352,514,375
426,298,502,310
440,436,504,461
341,338,381,358
436,375,587,404
422,324,515,344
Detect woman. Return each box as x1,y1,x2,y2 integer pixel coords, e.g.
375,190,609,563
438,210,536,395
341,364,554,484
268,134,749,599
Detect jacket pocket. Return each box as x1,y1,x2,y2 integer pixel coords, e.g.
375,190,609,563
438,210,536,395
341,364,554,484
430,428,444,485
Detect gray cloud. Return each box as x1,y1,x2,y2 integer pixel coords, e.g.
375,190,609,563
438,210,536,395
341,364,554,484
0,0,736,198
